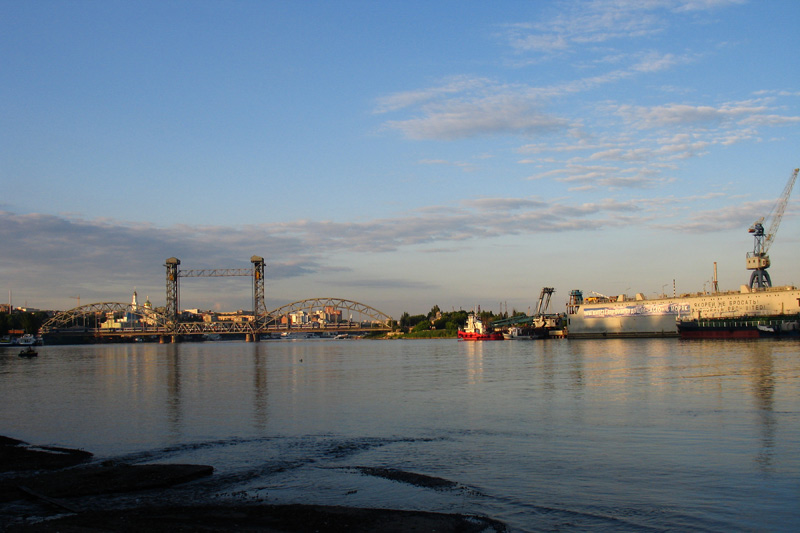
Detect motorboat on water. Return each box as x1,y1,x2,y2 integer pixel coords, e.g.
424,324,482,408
19,346,38,357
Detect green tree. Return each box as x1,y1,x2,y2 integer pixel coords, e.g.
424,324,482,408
19,312,48,334
432,316,448,330
406,314,427,328
411,320,431,333
399,312,411,329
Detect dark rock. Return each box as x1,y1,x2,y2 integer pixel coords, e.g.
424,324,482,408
0,438,92,472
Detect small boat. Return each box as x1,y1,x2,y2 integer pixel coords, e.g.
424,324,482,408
282,332,313,339
16,334,38,346
19,346,38,357
458,312,503,341
503,327,538,340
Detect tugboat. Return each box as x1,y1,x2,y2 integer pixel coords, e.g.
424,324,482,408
458,312,503,341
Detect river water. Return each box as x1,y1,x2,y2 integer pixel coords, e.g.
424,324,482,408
1,338,798,531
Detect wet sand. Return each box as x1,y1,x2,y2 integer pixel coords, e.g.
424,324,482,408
0,436,506,532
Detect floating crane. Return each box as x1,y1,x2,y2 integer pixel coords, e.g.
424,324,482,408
534,287,555,315
746,168,799,289
489,287,560,329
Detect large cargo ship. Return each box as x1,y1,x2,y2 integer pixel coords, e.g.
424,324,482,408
565,167,800,339
565,285,800,338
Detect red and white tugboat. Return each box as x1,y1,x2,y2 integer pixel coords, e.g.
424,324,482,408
458,311,503,340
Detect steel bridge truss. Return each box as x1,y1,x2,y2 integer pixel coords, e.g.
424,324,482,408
264,297,392,330
41,297,393,337
41,258,392,337
165,256,267,329
40,302,171,333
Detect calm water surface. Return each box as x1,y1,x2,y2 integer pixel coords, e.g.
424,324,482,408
1,338,798,531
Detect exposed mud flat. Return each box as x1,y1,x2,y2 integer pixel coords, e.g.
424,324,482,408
353,466,459,490
1,437,506,532
7,504,506,532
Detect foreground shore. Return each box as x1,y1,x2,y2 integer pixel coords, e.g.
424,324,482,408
0,436,506,532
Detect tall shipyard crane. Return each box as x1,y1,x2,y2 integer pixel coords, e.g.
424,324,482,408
746,167,799,289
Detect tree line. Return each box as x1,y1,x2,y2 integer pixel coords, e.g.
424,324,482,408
397,305,526,335
0,311,50,336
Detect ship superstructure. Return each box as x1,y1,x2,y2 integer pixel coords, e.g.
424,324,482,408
458,310,503,340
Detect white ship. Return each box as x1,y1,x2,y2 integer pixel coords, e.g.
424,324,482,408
16,334,39,346
566,167,800,339
565,285,800,338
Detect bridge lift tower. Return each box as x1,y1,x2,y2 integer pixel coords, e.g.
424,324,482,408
164,256,267,330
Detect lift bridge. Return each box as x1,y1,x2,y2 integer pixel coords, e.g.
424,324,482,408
40,256,393,342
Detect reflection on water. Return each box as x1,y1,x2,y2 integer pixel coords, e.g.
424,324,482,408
1,338,798,531
253,344,268,431
748,342,777,472
166,344,181,441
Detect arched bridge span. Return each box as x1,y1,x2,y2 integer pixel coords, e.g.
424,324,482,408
40,303,171,334
265,298,393,331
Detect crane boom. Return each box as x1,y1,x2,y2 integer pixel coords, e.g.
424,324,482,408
746,167,799,289
763,168,798,255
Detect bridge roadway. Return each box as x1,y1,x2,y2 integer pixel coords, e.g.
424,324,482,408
45,324,388,343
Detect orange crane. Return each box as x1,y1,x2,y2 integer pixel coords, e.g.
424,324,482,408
746,167,799,289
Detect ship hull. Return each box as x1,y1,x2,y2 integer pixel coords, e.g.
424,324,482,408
458,331,503,341
567,286,800,339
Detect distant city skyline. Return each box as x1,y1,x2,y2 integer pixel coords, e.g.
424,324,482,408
2,0,799,319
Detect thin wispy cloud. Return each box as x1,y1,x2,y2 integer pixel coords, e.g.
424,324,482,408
383,95,573,140
502,0,743,56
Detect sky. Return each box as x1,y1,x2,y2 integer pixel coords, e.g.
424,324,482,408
2,0,799,319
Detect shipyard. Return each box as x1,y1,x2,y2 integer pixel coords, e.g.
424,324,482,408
15,169,800,345
4,169,800,345
4,3,800,532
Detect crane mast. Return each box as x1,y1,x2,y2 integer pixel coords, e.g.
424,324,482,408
746,168,799,289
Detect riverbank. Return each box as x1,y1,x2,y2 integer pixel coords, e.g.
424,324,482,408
0,436,506,532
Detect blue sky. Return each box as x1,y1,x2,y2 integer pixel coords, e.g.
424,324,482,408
2,0,799,318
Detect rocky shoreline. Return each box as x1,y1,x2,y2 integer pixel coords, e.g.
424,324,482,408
0,436,506,531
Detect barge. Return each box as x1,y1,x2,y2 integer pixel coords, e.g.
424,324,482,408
676,314,800,339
